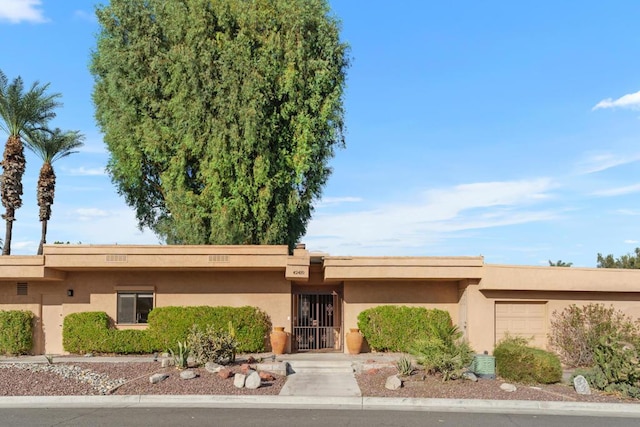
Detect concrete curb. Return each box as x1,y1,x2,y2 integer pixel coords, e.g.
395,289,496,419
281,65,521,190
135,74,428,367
0,395,639,417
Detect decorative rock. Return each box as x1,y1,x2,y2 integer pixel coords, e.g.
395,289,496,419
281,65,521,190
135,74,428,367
234,373,247,388
500,383,517,392
205,362,222,373
84,353,94,358
161,358,175,368
150,373,169,384
367,368,379,375
218,368,232,379
246,356,257,364
240,363,252,374
180,370,197,380
245,371,261,389
462,372,478,382
259,371,275,381
385,375,402,390
573,375,591,395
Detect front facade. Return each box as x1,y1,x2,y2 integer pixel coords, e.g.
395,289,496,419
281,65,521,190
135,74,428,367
2,244,640,355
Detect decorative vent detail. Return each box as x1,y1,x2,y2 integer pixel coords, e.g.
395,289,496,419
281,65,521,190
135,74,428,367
209,254,230,263
106,254,128,263
17,283,28,296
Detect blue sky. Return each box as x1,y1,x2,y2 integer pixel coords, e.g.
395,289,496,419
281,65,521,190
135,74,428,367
1,0,640,267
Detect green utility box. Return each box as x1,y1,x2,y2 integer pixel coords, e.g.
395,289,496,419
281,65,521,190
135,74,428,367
471,354,496,379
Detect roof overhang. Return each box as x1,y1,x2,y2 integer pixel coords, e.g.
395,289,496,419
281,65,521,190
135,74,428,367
323,256,484,281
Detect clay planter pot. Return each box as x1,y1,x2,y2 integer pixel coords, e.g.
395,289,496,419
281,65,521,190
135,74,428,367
346,328,363,354
270,327,287,355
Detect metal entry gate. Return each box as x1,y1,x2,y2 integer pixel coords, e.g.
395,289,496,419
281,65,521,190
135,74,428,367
292,293,342,351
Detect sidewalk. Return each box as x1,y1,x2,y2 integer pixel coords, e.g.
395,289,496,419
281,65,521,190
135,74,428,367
1,353,639,417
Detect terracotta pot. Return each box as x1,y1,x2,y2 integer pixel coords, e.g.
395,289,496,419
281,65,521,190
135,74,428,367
346,328,363,354
270,327,287,355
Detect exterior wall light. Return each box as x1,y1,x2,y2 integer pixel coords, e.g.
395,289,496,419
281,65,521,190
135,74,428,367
67,289,74,297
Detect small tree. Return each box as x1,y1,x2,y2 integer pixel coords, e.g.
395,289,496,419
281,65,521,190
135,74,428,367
597,248,640,269
548,260,572,267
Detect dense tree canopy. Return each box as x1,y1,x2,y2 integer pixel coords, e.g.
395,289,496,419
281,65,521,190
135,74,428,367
597,248,640,269
91,0,349,249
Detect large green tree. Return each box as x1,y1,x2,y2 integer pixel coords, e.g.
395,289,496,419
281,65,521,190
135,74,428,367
0,70,61,255
91,0,349,249
24,128,84,255
597,248,640,269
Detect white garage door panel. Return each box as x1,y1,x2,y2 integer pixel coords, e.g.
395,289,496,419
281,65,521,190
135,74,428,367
495,302,547,349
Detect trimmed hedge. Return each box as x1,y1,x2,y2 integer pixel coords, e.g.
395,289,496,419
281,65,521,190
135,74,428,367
357,305,452,352
0,310,34,355
63,312,111,354
62,312,156,354
494,336,562,384
147,306,271,353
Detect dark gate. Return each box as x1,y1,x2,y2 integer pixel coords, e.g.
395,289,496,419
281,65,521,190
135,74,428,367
292,292,342,351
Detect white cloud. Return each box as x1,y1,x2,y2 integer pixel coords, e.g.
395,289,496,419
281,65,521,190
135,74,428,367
624,240,639,244
315,196,362,208
593,90,640,111
64,166,106,176
0,0,48,24
73,10,95,22
304,178,558,254
575,152,640,175
591,183,640,197
73,208,109,221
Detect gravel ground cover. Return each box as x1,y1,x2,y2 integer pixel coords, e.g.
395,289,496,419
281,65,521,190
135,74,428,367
356,367,638,403
0,359,638,404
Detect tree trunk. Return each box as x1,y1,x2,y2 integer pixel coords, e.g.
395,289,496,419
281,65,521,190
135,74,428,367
3,208,14,255
38,219,48,255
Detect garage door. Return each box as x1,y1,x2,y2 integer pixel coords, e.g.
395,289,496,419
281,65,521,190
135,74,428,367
495,302,547,349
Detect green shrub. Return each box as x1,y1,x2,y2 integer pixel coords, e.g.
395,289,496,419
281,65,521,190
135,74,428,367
357,305,452,352
147,306,270,353
106,329,157,354
187,323,238,365
63,312,110,354
0,310,34,355
494,335,562,384
411,323,474,381
63,312,157,354
549,303,640,368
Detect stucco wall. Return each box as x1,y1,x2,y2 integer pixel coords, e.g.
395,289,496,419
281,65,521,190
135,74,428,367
465,286,640,352
1,270,291,354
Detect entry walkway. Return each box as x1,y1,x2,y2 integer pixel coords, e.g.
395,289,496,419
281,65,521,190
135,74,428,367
276,352,398,397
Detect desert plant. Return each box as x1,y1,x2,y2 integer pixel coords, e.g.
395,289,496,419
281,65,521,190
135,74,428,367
187,324,238,366
548,303,640,368
411,323,474,381
494,335,562,384
170,341,190,369
396,355,414,376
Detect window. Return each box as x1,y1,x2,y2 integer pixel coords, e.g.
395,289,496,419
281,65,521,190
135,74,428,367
117,292,153,324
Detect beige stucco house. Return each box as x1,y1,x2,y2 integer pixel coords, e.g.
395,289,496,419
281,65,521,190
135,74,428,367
1,243,640,355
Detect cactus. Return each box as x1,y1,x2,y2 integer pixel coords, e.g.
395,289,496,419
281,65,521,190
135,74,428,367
170,341,190,369
396,355,414,376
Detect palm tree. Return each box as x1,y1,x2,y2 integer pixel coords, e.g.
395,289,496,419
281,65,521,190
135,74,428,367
24,128,84,255
0,70,61,255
